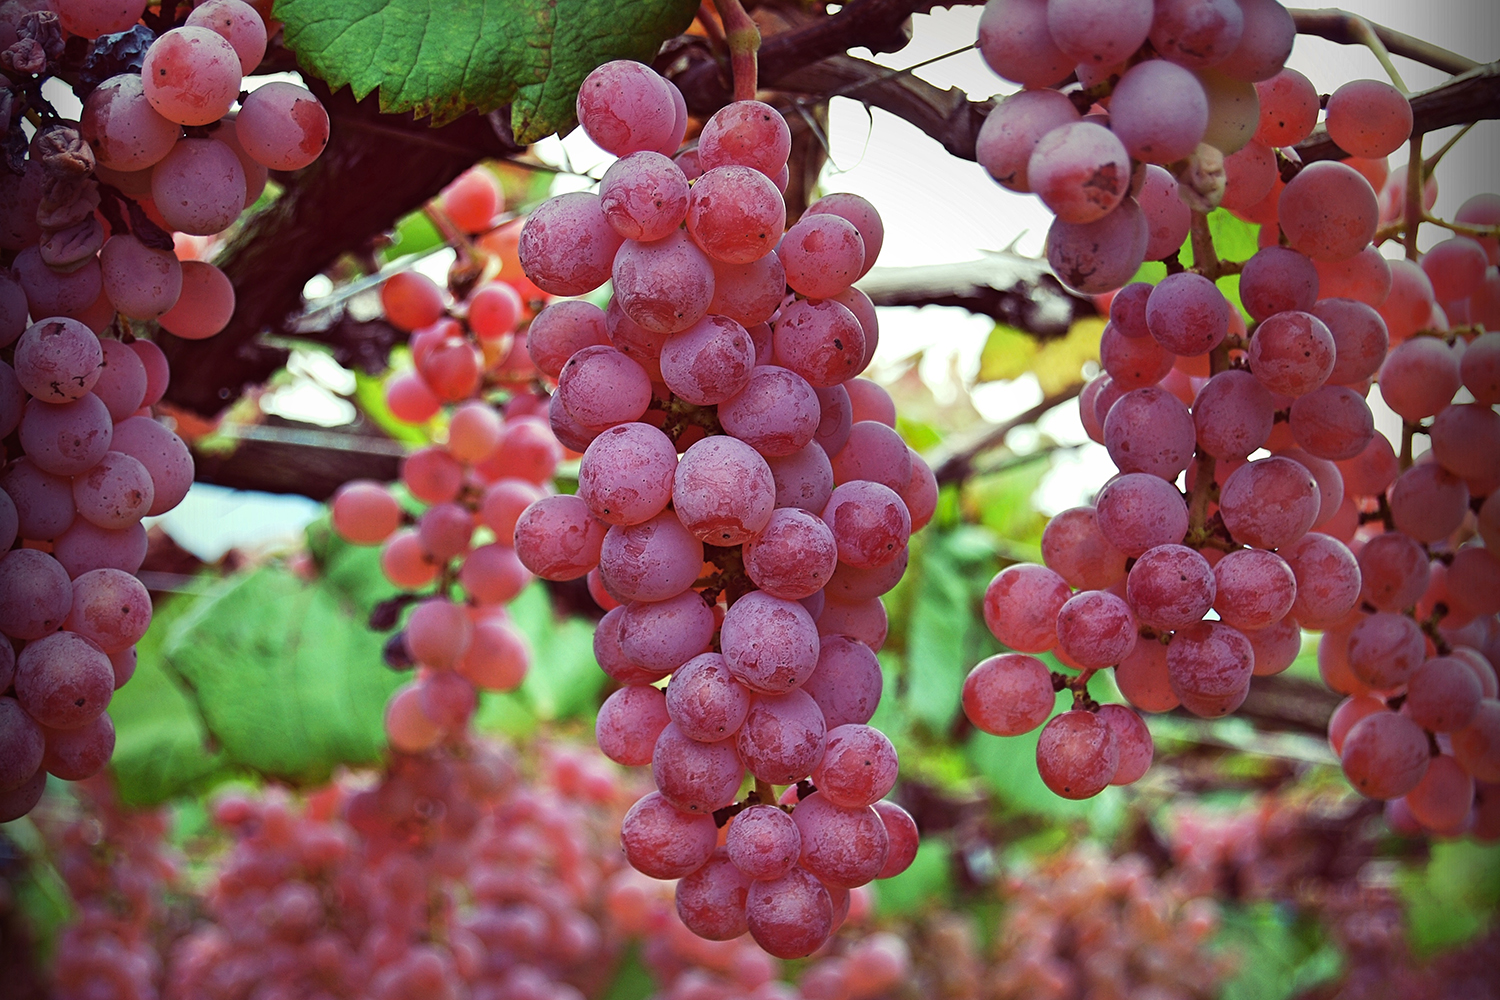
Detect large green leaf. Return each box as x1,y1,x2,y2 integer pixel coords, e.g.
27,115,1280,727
277,0,699,137
160,567,402,785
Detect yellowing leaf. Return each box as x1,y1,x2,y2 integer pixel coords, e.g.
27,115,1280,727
1032,316,1104,395
977,323,1037,383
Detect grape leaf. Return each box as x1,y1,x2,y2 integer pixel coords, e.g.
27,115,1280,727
276,0,698,137
160,567,402,785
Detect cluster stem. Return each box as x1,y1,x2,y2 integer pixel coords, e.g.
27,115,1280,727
711,0,761,101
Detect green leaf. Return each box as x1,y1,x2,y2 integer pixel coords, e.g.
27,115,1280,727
977,324,1038,383
1399,839,1500,954
1214,902,1342,1000
902,533,998,734
108,594,231,806
277,0,699,137
354,368,430,446
160,567,402,785
506,583,606,721
874,837,953,917
305,514,403,617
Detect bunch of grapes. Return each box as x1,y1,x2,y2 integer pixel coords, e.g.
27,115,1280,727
962,0,1500,825
329,249,556,752
36,775,182,1000
506,57,931,959
0,1,329,823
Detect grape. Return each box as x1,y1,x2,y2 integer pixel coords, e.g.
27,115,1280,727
1346,612,1425,690
612,230,716,334
1219,456,1319,550
576,422,677,527
1103,386,1197,480
1328,695,1389,756
1146,272,1230,357
141,26,241,126
778,213,864,299
13,246,102,322
651,722,744,814
1336,433,1399,500
1027,123,1131,225
1167,621,1254,717
523,301,606,378
812,724,898,809
981,563,1071,653
1287,385,1374,461
0,769,47,824
727,804,801,880
446,402,503,465
1406,657,1483,734
2,458,76,541
489,418,563,486
157,260,235,339
1378,259,1438,342
513,494,606,581
109,416,193,515
1241,615,1300,677
0,697,44,792
1325,80,1412,159
598,511,704,602
1126,544,1216,631
621,789,719,878
1078,376,1113,443
1279,161,1379,262
1108,60,1209,163
1378,336,1460,422
1420,237,1489,306
1306,301,1389,390
1356,532,1429,616
672,435,775,545
517,192,623,297
1197,68,1261,155
1046,197,1149,294
100,234,182,321
1047,0,1152,66
466,282,522,343
1211,548,1295,630
745,866,834,960
19,394,113,477
380,272,445,332
618,592,714,677
1041,506,1127,591
1192,370,1273,461
720,590,820,694
976,89,1080,192
829,420,911,492
698,100,792,176
1279,532,1359,628
1149,0,1243,69
686,165,785,266
962,653,1055,736
1220,141,1278,212
402,599,472,670
1240,246,1318,321
456,619,529,691
1277,446,1344,530
1314,247,1393,309
1036,710,1118,799
81,73,179,172
235,82,329,171
15,631,114,730
595,685,671,766
1138,164,1194,262
1216,0,1295,80
822,481,910,570
1453,700,1500,782
575,60,677,156
660,314,757,405
1405,754,1476,833
1388,461,1469,543
1100,319,1174,389
743,508,838,600
766,441,835,512
659,653,747,744
1056,590,1138,669
1253,68,1318,146
73,451,154,529
709,253,787,328
1248,311,1336,396
1448,548,1500,620
1430,403,1500,486
184,0,267,74
792,790,888,889
803,635,882,728
14,317,103,405
1097,703,1153,785
1341,711,1431,799
1460,331,1500,405
675,849,753,941
556,345,652,430
736,689,827,785
803,195,883,282
1094,472,1189,557
150,137,246,235
458,544,529,605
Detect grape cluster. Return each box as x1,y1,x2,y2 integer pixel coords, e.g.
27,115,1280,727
975,0,1413,295
504,58,930,958
330,238,555,751
964,1,1500,826
1,1,328,823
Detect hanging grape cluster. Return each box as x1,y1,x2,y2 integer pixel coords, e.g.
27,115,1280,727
962,0,1500,832
0,0,330,822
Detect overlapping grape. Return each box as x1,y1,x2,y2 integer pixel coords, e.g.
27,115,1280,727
503,58,929,958
965,1,1500,832
1,0,330,823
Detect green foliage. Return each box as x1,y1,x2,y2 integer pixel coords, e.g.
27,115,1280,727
975,317,1104,395
353,366,432,446
1399,839,1500,954
1214,902,1343,1000
277,0,698,138
487,583,604,724
874,837,954,917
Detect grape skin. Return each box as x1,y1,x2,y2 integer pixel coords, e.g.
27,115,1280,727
1340,711,1431,800
1167,621,1255,718
962,653,1056,737
1036,710,1119,799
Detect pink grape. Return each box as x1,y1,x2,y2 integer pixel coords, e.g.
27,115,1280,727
744,508,838,600
1254,68,1318,145
665,652,751,743
1406,755,1476,833
1312,298,1389,386
53,520,148,579
576,60,677,156
1346,612,1425,689
822,481,910,570
1357,530,1429,612
1149,0,1243,69
1094,472,1189,557
1279,161,1379,262
976,0,1071,87
660,314,756,405
981,563,1071,653
1109,60,1209,163
1377,259,1437,342
719,365,821,458
513,494,606,581
0,697,44,792
736,688,828,785
1378,336,1460,422
698,100,792,176
14,317,103,404
619,590,715,675
1288,385,1374,461
185,0,268,75
1314,246,1393,307
1326,80,1412,159
1460,331,1500,404
1245,615,1302,676
1028,122,1130,225
1337,432,1400,497
1406,657,1483,733
976,89,1080,192
1103,385,1197,480
1098,703,1153,785
1041,506,1127,591
1282,532,1361,628
779,214,864,299
813,724,898,808
44,714,119,780
72,451,153,530
100,235,182,322
456,619,529,691
1100,320,1174,389
1048,0,1152,66
686,165,785,265
1056,590,1138,669
1448,547,1500,619
1248,310,1336,396
1453,701,1500,782
829,420,911,492
1218,456,1320,550
599,151,689,242
13,247,101,320
526,300,609,378
15,631,114,729
1220,141,1278,212
613,230,717,335
150,137,246,235
517,192,623,297
556,345,651,429
652,723,744,815
767,441,835,513
1193,369,1273,460
710,254,787,328
793,791,888,888
745,867,834,960
577,422,677,526
805,193,884,278
1045,198,1149,294
1240,246,1318,321
962,653,1055,736
1167,621,1254,717
1116,638,1178,713
803,635,883,728
727,804,801,880
1211,548,1296,630
1216,0,1295,80
1388,461,1469,544
1341,711,1431,799
672,435,775,546
720,590,820,694
81,73,179,171
19,394,113,477
156,260,235,340
620,790,718,878
1127,544,1216,630
141,26,241,126
1137,165,1192,261
598,511,703,602
1036,710,1119,799
0,549,73,640
234,82,329,171
1430,403,1500,486
1145,272,1229,356
675,849,753,941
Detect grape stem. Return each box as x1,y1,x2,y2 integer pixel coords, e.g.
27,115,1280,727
1403,135,1424,260
754,779,775,805
711,0,761,102
1290,9,1477,77
1399,421,1417,469
1333,12,1410,92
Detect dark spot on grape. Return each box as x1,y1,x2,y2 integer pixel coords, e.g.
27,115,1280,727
833,339,842,350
